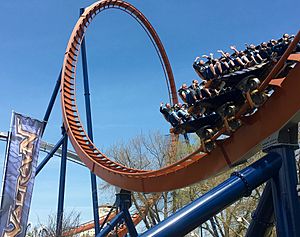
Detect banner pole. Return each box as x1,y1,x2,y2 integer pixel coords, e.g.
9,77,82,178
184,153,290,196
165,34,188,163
0,111,14,209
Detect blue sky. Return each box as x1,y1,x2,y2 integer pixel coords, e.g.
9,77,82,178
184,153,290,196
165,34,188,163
0,0,299,227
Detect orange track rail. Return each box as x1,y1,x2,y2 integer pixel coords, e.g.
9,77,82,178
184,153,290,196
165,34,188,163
63,210,142,236
61,0,300,192
64,195,159,236
63,211,117,236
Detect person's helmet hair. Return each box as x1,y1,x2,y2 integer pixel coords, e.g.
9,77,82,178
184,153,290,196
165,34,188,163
283,33,289,38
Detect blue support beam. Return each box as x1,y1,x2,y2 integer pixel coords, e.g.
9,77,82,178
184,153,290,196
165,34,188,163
35,134,66,176
116,190,138,237
99,201,117,231
97,189,138,237
80,7,100,235
42,69,62,134
97,211,124,237
90,173,100,234
245,181,274,237
123,208,138,237
270,146,300,237
140,152,282,237
56,126,68,236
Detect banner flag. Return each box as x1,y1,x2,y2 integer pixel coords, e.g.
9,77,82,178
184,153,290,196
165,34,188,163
0,112,43,237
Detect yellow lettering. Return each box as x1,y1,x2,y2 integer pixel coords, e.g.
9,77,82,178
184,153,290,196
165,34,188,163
3,210,22,237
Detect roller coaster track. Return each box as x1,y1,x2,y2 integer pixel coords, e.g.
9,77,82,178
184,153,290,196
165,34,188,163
61,0,300,192
63,210,142,236
63,194,159,236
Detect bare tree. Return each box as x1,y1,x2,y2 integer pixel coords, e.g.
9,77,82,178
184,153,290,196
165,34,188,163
26,210,80,237
175,152,277,237
102,132,279,236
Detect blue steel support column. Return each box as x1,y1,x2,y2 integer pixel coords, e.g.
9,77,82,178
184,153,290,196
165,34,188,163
123,208,138,237
56,126,68,236
140,152,282,237
270,145,300,237
42,69,62,134
36,134,66,176
245,181,274,237
97,189,138,237
80,7,100,235
99,201,117,231
97,211,125,237
117,190,138,237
